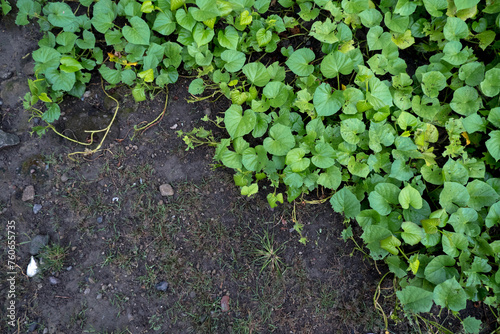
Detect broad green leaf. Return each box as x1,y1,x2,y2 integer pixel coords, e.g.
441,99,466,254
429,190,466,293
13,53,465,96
455,0,479,11
369,121,395,152
241,183,258,196
217,26,239,50
434,278,467,311
309,18,339,43
153,11,176,36
391,30,415,50
192,22,214,46
423,0,447,17
486,130,500,161
395,0,417,15
263,82,288,108
76,30,96,49
224,105,256,139
380,235,401,255
425,255,459,285
99,65,121,85
385,256,408,278
384,12,409,34
401,221,424,245
46,2,77,30
45,68,75,91
439,182,470,213
313,83,344,116
1,0,11,15
422,218,439,234
396,286,433,313
480,68,500,97
188,78,205,95
16,0,41,25
367,26,392,51
368,183,400,216
390,159,414,182
442,158,469,185
399,184,422,210
60,57,83,73
476,30,496,50
286,48,315,77
221,50,245,73
347,156,369,178
421,71,447,98
267,192,284,208
450,86,482,117
359,8,382,28
56,32,77,53
176,8,196,31
444,17,469,41
32,47,61,72
442,231,468,257
286,148,310,172
317,166,342,190
459,62,484,87
221,150,242,169
320,51,354,78
91,0,117,33
367,77,393,110
485,202,500,228
341,118,365,145
330,187,361,219
122,17,150,45
242,146,268,172
41,103,60,123
442,41,469,66
263,124,295,156
462,317,482,334
171,0,185,11
341,0,369,14
256,28,272,47
242,62,271,87
312,143,335,168
488,108,500,128
466,180,499,211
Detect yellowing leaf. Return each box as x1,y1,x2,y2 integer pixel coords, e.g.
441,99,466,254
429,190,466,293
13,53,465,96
391,30,415,49
461,132,471,145
339,40,355,53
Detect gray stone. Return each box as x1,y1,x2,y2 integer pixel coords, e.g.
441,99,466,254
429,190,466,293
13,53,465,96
60,174,69,182
22,185,35,201
33,204,42,214
96,293,102,300
49,276,61,285
155,281,168,291
84,287,90,295
30,235,49,255
0,130,20,149
96,216,103,224
159,184,174,196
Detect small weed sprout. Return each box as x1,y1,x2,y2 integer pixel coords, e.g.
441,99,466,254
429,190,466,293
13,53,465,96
40,244,69,273
253,230,286,276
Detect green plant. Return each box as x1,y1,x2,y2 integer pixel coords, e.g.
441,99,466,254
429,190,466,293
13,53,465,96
16,0,500,331
253,230,286,276
40,243,69,273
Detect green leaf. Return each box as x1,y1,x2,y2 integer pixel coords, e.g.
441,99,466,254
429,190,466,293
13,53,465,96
263,124,295,156
256,28,272,47
424,255,459,285
32,47,61,72
459,62,485,87
450,86,481,116
330,187,361,219
242,146,268,172
1,0,12,15
224,105,256,139
76,30,96,49
341,118,366,145
421,71,447,98
480,68,500,97
396,286,433,313
390,159,414,182
286,148,310,172
56,32,77,53
91,0,116,33
310,18,338,43
433,278,467,311
399,184,422,210
381,235,401,255
442,159,469,185
242,62,270,87
320,51,354,78
153,11,176,36
217,26,239,50
312,143,335,168
367,77,393,110
367,26,392,51
485,202,500,228
384,12,409,34
422,218,439,234
444,17,469,41
317,166,342,190
423,0,447,17
176,7,196,31
486,130,500,161
99,65,121,85
368,183,400,216
313,83,344,116
359,8,383,28
488,108,500,128
462,317,482,334
467,180,500,211
439,182,470,213
193,22,214,46
132,84,146,102
442,231,468,257
221,50,246,73
401,221,424,245
122,17,150,45
285,48,315,77
442,41,469,66
41,103,61,123
46,2,77,30
455,0,480,11
188,78,204,95
45,68,76,91
60,57,83,73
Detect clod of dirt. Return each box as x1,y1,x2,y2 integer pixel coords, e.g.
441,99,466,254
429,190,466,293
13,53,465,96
0,129,20,149
30,235,49,255
22,185,35,201
33,204,42,214
155,281,169,291
49,276,61,285
221,295,230,312
159,184,174,196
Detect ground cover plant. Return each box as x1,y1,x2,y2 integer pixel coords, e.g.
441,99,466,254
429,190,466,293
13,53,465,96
9,0,500,332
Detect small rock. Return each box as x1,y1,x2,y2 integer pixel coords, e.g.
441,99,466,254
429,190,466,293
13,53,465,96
159,184,174,197
127,311,134,322
49,276,61,285
30,235,49,255
96,216,103,224
155,281,169,291
0,130,20,149
84,287,91,295
1,70,13,80
43,328,48,334
27,321,38,332
189,291,196,299
66,266,73,271
221,295,230,312
96,293,102,300
22,185,35,202
204,107,211,116
60,174,69,182
33,204,42,214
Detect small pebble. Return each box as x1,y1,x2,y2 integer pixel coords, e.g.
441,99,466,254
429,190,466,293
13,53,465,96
60,174,69,182
221,295,230,312
96,216,103,224
66,266,73,271
33,204,42,214
155,281,169,292
22,185,35,202
84,287,90,295
159,184,174,197
49,276,61,285
96,293,102,300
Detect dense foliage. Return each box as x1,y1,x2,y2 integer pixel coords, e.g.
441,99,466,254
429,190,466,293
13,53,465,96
11,0,500,331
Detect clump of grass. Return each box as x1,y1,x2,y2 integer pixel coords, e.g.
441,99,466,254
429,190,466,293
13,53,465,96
40,244,69,273
253,230,286,276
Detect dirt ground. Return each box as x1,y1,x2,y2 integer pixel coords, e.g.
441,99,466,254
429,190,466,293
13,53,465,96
0,9,497,334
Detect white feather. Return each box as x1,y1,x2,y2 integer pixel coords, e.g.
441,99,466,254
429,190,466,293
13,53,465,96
27,256,39,277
